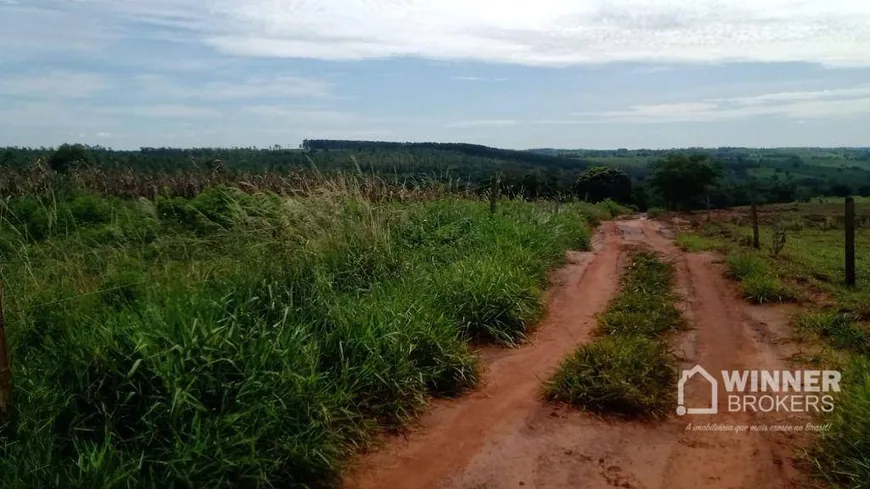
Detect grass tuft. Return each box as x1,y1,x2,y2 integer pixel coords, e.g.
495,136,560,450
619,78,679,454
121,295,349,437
597,251,684,337
726,252,796,303
544,336,677,418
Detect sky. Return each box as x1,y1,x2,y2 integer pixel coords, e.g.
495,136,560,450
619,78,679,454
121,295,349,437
1,0,870,150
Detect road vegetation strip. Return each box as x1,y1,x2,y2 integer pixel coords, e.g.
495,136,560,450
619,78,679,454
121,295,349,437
673,204,870,486
545,250,683,419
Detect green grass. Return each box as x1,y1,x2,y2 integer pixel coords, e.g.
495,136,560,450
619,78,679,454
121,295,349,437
0,185,607,488
545,251,682,418
597,251,684,337
811,358,870,488
675,233,718,252
725,252,796,304
544,336,677,418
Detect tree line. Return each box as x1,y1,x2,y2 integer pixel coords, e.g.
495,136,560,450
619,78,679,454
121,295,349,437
2,142,869,208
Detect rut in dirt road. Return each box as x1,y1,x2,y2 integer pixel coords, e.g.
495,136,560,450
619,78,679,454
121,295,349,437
344,219,807,489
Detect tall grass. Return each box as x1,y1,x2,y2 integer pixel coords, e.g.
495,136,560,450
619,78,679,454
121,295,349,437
545,251,681,418
0,183,605,488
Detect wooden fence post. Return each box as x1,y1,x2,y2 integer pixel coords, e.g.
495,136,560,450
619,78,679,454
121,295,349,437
0,282,11,414
751,203,760,250
846,197,856,287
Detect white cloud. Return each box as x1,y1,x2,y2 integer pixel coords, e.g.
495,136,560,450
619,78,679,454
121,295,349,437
6,1,870,66
99,105,222,118
132,74,332,101
570,85,870,122
0,72,110,99
452,76,509,82
198,0,870,66
445,120,518,128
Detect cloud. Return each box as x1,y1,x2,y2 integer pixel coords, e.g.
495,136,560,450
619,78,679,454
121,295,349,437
0,72,111,99
445,120,518,128
200,0,870,66
452,76,509,82
5,1,870,66
132,74,333,101
99,105,222,118
570,85,870,123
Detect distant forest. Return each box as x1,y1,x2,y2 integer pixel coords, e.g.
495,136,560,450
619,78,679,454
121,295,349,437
2,140,869,209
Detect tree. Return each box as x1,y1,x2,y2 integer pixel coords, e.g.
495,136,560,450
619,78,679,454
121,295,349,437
574,166,632,203
47,143,91,173
647,154,719,211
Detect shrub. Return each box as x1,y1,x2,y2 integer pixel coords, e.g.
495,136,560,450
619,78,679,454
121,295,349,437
544,336,677,418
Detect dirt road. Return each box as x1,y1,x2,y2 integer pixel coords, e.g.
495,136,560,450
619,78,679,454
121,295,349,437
344,218,808,489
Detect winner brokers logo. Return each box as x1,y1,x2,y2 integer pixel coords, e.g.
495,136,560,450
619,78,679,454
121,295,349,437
677,365,841,416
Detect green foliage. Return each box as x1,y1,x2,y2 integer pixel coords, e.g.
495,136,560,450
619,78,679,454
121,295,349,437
544,336,677,418
0,188,594,488
597,252,684,337
740,274,796,304
575,166,632,203
675,233,718,252
725,253,794,303
47,143,91,173
726,253,770,280
795,312,869,354
648,154,719,211
811,358,870,488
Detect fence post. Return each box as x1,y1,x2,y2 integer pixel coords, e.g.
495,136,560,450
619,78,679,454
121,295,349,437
0,282,11,414
846,197,856,287
489,174,500,214
751,202,760,249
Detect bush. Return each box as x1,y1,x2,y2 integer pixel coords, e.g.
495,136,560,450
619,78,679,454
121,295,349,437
544,336,677,418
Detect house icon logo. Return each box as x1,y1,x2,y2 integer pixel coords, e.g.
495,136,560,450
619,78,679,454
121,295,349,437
676,365,718,416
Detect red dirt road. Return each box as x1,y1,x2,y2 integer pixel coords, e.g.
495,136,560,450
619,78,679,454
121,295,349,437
344,219,808,489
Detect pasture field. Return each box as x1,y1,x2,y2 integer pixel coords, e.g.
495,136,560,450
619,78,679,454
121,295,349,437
676,201,870,487
0,178,623,488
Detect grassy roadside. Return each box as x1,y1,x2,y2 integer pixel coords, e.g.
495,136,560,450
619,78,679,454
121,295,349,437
544,250,682,418
674,208,870,487
0,185,627,488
